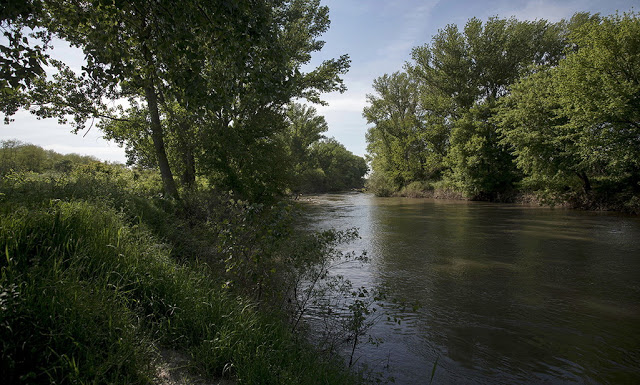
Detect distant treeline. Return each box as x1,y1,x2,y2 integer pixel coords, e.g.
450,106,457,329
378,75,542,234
0,140,98,174
364,12,639,213
0,132,367,194
286,104,368,193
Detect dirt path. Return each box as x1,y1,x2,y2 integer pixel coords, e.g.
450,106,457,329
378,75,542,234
156,349,236,385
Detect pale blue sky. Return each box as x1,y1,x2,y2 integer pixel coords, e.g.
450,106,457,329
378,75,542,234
1,0,637,162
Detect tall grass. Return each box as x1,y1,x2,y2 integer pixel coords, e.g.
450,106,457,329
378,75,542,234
0,169,361,384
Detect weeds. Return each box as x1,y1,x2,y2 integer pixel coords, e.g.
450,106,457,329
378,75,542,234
0,167,363,384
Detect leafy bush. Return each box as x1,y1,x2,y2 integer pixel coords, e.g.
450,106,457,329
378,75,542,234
397,181,433,198
365,172,395,197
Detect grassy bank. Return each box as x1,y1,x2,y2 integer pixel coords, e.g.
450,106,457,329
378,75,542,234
0,166,361,384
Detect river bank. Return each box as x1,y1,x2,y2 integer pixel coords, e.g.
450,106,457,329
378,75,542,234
0,167,363,385
371,183,640,214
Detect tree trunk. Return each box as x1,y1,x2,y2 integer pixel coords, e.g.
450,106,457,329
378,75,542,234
145,82,179,198
578,171,591,194
181,145,196,188
177,121,196,188
138,13,179,199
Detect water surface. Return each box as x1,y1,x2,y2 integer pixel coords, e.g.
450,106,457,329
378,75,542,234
303,193,640,384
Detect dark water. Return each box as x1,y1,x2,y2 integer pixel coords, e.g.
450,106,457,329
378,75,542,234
302,193,640,385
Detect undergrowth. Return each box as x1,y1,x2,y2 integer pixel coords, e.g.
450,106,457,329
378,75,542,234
0,166,362,384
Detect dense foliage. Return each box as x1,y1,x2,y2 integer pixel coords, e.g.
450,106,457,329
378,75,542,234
1,0,363,199
0,0,50,119
364,12,640,212
1,0,372,382
285,103,368,193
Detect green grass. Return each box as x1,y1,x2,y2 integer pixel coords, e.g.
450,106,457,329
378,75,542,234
0,169,361,384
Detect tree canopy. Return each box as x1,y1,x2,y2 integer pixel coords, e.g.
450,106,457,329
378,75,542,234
2,0,354,200
285,103,367,193
496,12,640,204
364,11,640,211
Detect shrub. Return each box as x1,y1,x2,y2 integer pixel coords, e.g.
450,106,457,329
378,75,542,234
397,181,433,198
0,173,362,384
365,172,395,197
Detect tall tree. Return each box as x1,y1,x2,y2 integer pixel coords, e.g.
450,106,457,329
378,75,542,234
363,71,425,189
284,102,327,191
554,12,640,190
498,12,640,199
191,0,350,200
33,0,203,197
442,17,564,196
496,70,577,193
12,0,350,200
365,16,567,197
286,103,328,164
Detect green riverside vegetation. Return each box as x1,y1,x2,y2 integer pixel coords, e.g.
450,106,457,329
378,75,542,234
0,146,364,384
364,12,640,213
1,1,371,382
1,0,367,201
3,2,637,383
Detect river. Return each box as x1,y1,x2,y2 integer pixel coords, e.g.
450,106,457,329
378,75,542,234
301,193,640,385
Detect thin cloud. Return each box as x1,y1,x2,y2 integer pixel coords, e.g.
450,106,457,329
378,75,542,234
377,1,439,58
498,0,580,21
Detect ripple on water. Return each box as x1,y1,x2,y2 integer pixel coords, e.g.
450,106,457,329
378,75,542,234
301,193,640,384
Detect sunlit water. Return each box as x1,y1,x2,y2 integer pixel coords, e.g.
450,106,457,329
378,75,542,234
301,193,640,385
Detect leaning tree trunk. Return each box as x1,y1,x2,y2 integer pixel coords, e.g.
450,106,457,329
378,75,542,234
145,81,179,199
578,171,592,194
138,13,179,199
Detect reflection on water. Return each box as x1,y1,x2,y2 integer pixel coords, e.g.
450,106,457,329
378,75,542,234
302,193,640,384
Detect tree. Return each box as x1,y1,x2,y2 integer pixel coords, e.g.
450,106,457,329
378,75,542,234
439,17,565,196
190,0,350,200
10,0,350,201
365,16,567,197
554,12,640,190
497,12,640,200
284,102,328,192
282,103,366,193
30,0,203,197
0,0,51,120
308,138,368,192
496,70,579,194
363,72,426,190
286,103,328,166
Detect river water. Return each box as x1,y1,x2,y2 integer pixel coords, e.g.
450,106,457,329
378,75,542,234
301,193,640,385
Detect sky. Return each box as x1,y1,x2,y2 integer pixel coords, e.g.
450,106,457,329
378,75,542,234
1,0,637,163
